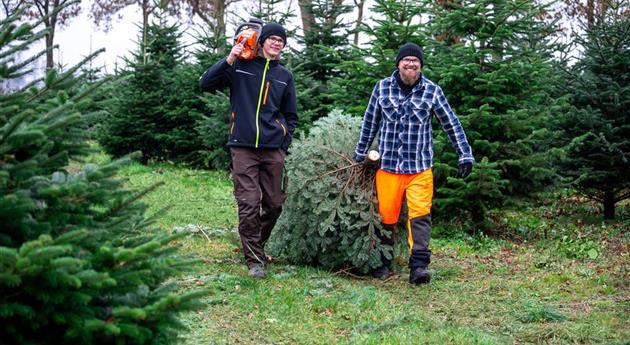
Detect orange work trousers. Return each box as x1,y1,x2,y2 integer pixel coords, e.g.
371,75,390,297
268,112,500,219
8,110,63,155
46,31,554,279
375,168,433,256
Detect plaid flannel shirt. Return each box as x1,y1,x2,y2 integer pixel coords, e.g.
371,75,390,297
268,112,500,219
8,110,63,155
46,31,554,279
355,72,474,174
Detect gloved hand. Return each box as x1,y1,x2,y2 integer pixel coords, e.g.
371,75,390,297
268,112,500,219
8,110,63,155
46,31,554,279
354,153,366,163
457,162,473,178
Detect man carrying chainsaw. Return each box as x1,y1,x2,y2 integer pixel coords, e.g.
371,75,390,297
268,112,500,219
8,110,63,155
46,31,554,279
199,22,298,279
354,43,474,285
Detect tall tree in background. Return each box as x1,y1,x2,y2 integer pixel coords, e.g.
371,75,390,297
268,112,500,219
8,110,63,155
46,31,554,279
0,8,207,343
435,0,461,44
297,0,314,35
1,0,25,17
180,0,240,54
558,0,627,28
351,0,366,45
556,1,629,219
329,0,428,116
194,28,232,169
90,0,159,60
31,0,80,68
426,0,563,228
2,0,81,69
100,10,206,165
296,0,352,122
247,0,295,26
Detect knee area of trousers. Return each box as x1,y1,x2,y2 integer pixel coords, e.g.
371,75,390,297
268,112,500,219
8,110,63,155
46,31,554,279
237,197,261,213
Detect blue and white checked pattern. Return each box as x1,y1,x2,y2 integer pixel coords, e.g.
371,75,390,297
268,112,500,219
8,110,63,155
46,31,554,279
355,72,474,174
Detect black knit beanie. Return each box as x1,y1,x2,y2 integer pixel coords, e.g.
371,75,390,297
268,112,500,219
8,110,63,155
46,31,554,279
395,43,423,67
259,23,287,46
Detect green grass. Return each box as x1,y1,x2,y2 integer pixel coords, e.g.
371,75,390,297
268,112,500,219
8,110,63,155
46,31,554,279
114,160,629,345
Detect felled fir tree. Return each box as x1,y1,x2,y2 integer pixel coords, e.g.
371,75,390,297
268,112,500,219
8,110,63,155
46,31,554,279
557,7,630,219
0,8,208,344
269,111,387,273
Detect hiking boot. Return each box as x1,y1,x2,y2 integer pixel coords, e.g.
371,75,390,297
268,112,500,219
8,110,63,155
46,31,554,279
409,267,431,285
371,265,391,280
248,264,266,279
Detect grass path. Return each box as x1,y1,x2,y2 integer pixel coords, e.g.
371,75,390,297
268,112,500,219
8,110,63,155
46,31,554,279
115,162,628,345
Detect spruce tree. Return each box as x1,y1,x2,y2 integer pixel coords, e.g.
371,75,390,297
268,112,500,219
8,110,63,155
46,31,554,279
556,4,629,219
1,8,208,344
425,0,563,227
294,0,353,122
329,0,428,116
247,0,295,27
194,28,233,170
100,11,205,165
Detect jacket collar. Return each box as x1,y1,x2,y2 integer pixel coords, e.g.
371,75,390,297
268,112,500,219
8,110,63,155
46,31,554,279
253,56,280,67
389,70,425,93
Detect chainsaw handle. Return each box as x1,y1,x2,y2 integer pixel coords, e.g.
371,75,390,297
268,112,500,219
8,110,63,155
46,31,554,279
233,23,249,43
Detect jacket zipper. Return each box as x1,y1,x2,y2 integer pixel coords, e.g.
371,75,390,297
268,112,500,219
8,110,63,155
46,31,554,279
255,59,270,148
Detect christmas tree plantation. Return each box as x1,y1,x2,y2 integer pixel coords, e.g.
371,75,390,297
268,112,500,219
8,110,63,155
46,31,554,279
269,111,394,273
0,8,208,344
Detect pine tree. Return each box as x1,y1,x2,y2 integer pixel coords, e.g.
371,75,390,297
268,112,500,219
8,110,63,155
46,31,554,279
100,11,205,165
425,0,563,228
0,8,208,344
556,3,630,219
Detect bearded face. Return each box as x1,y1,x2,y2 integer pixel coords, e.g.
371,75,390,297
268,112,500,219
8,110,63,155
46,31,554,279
397,56,422,86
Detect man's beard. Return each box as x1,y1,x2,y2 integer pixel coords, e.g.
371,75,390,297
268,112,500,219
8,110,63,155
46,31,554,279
399,68,420,86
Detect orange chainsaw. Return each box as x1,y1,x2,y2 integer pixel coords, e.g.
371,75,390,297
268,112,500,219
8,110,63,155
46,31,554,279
233,18,264,60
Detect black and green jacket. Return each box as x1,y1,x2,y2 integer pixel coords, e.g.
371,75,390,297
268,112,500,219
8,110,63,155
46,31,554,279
199,57,298,152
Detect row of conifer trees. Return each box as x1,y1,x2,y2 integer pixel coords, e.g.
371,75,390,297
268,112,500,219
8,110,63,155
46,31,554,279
100,0,628,222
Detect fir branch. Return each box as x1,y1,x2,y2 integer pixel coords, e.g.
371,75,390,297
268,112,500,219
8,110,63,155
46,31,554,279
0,29,47,61
0,109,34,147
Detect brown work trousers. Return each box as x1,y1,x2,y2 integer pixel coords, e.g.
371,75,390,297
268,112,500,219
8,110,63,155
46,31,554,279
230,147,287,268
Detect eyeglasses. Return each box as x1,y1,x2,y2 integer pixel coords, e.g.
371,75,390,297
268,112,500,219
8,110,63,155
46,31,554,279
401,57,421,65
267,36,285,45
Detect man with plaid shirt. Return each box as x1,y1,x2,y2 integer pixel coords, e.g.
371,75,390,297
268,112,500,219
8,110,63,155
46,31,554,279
354,43,474,284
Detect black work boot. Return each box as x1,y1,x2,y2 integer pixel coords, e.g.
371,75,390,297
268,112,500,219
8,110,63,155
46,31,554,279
371,223,396,280
409,266,431,284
